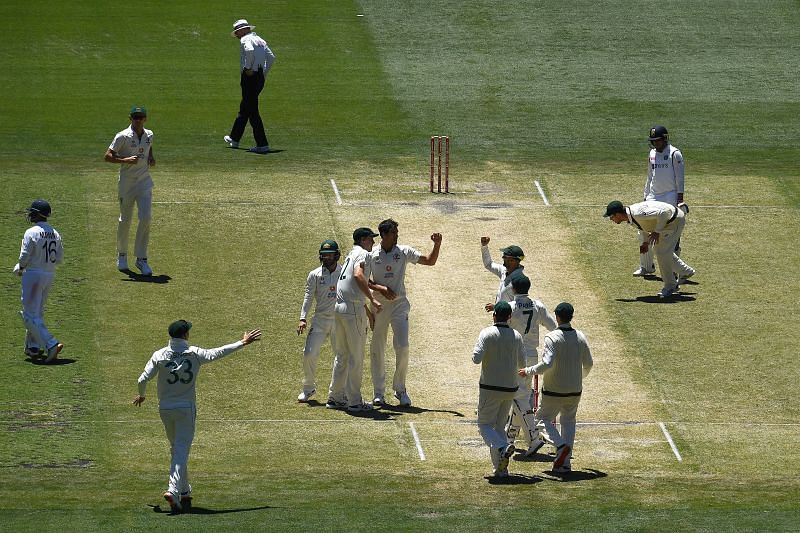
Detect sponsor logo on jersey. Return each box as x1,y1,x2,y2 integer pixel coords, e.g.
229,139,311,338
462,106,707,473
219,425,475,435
393,253,400,261
386,266,392,272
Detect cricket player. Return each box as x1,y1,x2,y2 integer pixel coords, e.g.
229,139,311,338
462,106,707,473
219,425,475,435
133,320,261,514
519,303,593,473
480,237,527,311
635,125,689,276
327,228,382,412
296,240,342,403
504,275,556,456
368,219,442,407
605,200,695,298
472,301,525,479
14,200,65,363
105,105,156,276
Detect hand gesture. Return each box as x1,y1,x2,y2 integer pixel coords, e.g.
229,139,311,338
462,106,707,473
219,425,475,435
485,303,495,312
480,236,490,246
132,395,146,406
297,320,307,335
242,329,262,345
431,233,443,245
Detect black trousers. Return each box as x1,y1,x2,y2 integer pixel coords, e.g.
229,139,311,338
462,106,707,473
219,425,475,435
229,70,268,147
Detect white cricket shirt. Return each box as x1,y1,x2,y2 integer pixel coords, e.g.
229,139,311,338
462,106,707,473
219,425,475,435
508,295,557,361
109,126,154,191
369,244,421,301
18,222,64,272
644,144,684,205
300,264,342,320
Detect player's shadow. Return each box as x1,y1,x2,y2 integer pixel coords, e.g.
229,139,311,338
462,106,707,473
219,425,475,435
484,473,542,485
120,270,172,284
379,405,465,417
245,149,285,155
616,293,696,304
544,468,607,482
151,504,276,515
26,356,77,366
512,450,555,463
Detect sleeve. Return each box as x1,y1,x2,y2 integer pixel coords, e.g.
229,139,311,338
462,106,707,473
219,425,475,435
18,231,32,269
672,149,685,194
579,332,593,378
109,132,124,153
404,245,422,265
472,330,486,364
481,246,504,278
137,355,159,396
530,335,555,375
243,39,256,70
299,270,316,320
538,302,557,331
643,149,654,199
55,232,64,265
263,42,276,73
515,333,526,368
193,341,245,364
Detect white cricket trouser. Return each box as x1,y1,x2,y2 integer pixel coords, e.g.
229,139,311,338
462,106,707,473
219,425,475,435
159,406,196,497
505,358,540,447
301,315,335,393
19,269,58,352
536,393,580,461
654,217,692,291
117,186,152,258
330,303,368,406
477,387,516,469
369,298,410,397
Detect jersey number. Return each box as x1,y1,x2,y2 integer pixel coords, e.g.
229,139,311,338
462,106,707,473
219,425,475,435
522,310,534,334
41,240,58,263
166,360,194,385
339,257,351,280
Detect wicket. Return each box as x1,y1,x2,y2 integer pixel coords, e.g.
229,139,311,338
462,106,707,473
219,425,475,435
430,135,449,193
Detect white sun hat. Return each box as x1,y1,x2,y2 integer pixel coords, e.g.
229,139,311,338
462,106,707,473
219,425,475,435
231,19,254,37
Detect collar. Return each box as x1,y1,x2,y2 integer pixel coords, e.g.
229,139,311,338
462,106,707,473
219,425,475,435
169,338,190,352
495,322,510,328
558,323,574,331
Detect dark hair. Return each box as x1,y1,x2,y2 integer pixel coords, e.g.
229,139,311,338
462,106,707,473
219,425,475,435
378,218,399,237
511,275,531,294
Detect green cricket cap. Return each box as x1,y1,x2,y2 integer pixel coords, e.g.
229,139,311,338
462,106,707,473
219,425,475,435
319,239,339,254
353,227,378,243
604,200,625,217
494,301,512,318
130,105,147,116
500,245,524,260
168,320,192,338
554,302,574,320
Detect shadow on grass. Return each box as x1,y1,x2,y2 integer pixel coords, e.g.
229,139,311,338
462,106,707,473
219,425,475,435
513,450,555,463
120,270,172,284
301,400,465,418
150,503,276,515
26,356,77,366
484,473,542,485
616,293,696,304
543,468,607,482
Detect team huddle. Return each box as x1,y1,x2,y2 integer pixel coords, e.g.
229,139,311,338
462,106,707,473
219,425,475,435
12,12,693,503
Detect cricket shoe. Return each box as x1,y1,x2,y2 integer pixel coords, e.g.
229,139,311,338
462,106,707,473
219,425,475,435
553,464,572,474
395,390,412,407
497,444,515,472
180,489,192,513
523,436,546,457
633,266,655,276
346,402,373,413
135,258,153,276
372,395,385,407
491,468,510,479
163,491,182,514
223,135,239,148
117,254,128,271
658,286,678,298
297,389,315,402
325,398,347,410
25,347,43,359
553,444,571,469
44,343,64,364
248,146,270,154
678,268,696,284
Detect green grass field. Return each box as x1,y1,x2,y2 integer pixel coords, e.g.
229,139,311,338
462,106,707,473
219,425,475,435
1,0,799,530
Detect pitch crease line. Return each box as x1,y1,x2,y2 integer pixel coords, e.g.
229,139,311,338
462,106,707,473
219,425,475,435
534,180,550,206
659,421,683,462
409,422,426,461
330,179,343,205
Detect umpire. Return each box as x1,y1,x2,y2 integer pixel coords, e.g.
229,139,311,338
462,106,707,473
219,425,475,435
224,19,275,154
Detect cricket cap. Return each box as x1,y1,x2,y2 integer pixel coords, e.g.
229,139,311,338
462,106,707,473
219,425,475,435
554,302,574,321
500,245,524,260
604,200,625,217
129,105,147,117
353,227,378,243
26,199,51,218
319,239,340,254
168,320,192,338
494,301,512,319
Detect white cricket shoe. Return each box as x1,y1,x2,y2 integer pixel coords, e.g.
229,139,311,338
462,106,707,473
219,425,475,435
658,286,677,298
117,254,128,271
248,146,270,154
395,390,412,407
678,268,696,283
372,395,385,406
633,266,655,276
44,343,64,364
523,436,546,457
325,398,347,410
346,402,373,413
135,258,153,276
497,444,515,472
223,135,239,148
553,444,571,469
297,389,315,403
163,491,182,514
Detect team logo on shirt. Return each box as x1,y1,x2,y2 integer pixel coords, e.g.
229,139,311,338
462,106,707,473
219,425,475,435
393,253,400,261
386,266,392,272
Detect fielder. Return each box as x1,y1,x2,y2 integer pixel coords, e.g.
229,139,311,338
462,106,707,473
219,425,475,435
480,237,527,311
605,200,695,298
14,200,64,363
296,240,342,403
327,228,382,412
472,301,525,479
368,219,442,407
504,275,556,456
519,302,593,473
133,320,261,514
635,125,690,276
104,105,156,276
